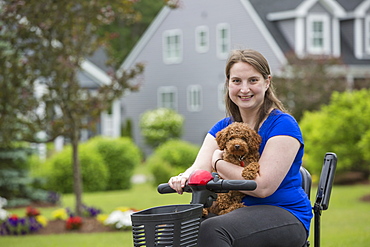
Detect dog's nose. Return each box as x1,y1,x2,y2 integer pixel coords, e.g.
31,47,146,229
235,145,240,150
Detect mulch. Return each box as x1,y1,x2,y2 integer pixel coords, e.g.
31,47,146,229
35,217,117,235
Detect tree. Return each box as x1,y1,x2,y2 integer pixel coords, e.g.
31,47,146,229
300,89,370,179
274,53,347,121
0,1,144,215
101,0,166,67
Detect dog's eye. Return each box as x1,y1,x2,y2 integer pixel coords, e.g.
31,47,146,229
242,137,247,141
229,137,235,140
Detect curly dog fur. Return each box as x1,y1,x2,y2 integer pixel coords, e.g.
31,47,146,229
204,122,261,216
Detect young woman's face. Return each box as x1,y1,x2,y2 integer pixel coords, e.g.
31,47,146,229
228,62,270,113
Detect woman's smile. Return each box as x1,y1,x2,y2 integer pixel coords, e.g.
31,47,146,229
228,62,270,112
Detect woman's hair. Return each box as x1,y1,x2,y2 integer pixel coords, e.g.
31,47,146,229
224,49,286,131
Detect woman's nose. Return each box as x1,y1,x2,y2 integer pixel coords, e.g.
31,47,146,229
240,82,250,93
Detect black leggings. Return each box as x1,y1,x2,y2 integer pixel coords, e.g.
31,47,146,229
198,205,307,247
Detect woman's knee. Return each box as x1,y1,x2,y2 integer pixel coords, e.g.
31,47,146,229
198,216,233,246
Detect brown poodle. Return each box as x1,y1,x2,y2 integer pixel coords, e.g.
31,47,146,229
204,122,261,216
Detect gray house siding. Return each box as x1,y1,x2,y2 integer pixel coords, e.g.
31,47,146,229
120,0,370,152
121,0,285,150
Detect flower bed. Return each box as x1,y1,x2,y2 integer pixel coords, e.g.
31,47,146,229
1,196,138,235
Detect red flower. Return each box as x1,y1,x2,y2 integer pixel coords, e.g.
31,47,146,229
9,214,18,221
26,207,40,217
66,216,83,230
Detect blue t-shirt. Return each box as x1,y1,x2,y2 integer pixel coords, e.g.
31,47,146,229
208,109,313,233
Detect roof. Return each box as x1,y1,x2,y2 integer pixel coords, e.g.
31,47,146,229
249,0,303,54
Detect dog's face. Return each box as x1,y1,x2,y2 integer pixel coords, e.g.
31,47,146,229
216,122,261,156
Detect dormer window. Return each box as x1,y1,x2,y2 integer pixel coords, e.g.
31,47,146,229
307,14,330,55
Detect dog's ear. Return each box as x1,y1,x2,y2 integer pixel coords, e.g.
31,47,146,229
216,130,226,150
247,130,262,151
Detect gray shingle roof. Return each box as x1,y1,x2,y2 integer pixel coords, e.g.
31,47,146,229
249,0,304,54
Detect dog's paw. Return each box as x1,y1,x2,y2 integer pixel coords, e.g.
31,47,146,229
242,162,260,180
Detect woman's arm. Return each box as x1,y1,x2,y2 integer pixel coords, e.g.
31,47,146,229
168,133,219,194
213,135,300,198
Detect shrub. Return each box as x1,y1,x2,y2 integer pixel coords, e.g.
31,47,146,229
0,147,57,207
46,145,108,193
139,108,184,148
146,156,173,186
87,136,142,190
146,139,199,185
300,89,370,177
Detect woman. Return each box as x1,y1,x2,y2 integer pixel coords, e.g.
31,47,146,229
168,49,312,246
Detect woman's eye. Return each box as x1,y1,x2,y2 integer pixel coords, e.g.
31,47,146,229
232,79,241,83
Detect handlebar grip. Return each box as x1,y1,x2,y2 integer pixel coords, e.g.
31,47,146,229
206,180,257,191
157,183,192,194
157,183,176,194
221,180,257,191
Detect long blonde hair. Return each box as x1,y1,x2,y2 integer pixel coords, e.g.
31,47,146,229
224,49,286,131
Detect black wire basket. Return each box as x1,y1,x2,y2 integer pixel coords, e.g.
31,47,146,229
131,204,203,247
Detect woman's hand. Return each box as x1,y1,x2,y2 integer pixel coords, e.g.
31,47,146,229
168,173,189,194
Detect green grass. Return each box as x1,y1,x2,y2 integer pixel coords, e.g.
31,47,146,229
1,184,369,247
309,184,370,247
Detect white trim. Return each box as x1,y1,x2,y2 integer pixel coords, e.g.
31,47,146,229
157,86,178,110
295,17,305,58
354,18,363,59
195,26,210,53
100,99,121,138
296,0,317,16
366,16,370,55
119,7,171,72
306,14,331,55
162,29,183,64
81,60,111,85
218,83,226,112
240,0,287,65
267,0,346,20
216,23,231,60
354,0,370,18
187,85,202,112
267,10,297,21
320,0,346,18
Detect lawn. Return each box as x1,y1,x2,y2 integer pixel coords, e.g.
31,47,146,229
1,183,369,247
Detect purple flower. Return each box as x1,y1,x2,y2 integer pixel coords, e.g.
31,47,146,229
82,204,101,217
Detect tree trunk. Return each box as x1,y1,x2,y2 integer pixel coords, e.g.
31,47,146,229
72,127,83,216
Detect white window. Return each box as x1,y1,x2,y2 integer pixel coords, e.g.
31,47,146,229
195,26,209,53
365,16,370,54
307,14,330,55
218,83,226,111
216,23,231,59
163,29,183,64
158,86,177,110
187,85,202,112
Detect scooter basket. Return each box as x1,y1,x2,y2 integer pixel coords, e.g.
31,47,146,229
131,204,203,247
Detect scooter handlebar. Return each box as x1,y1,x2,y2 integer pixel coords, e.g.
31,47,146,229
157,183,192,194
207,179,257,191
157,179,256,194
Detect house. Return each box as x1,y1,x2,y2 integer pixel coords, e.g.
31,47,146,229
36,49,123,154
119,0,370,150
